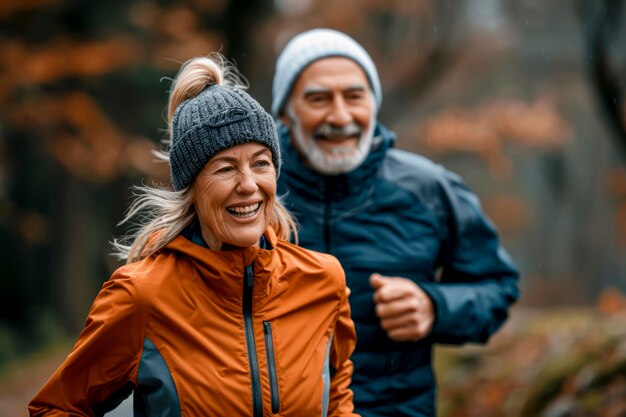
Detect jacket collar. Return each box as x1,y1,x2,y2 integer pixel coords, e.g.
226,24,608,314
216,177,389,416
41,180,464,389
278,121,395,202
158,226,280,302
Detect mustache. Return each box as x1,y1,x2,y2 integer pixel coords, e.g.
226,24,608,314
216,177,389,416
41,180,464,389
313,123,362,139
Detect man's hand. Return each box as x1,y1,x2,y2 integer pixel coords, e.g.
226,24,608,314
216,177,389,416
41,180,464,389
370,273,435,342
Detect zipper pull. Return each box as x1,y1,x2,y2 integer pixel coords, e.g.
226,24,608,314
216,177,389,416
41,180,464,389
245,264,254,287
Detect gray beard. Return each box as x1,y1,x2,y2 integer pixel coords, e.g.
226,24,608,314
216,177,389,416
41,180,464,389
287,112,375,175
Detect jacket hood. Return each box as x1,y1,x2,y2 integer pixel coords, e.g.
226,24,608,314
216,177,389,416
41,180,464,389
277,121,396,202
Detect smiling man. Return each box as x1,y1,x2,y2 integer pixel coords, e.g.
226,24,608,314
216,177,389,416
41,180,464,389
282,57,376,174
272,29,521,417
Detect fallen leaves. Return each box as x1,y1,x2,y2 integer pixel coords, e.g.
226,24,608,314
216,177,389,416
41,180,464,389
436,292,626,417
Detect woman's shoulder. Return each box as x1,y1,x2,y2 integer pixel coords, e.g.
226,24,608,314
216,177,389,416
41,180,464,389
107,251,186,297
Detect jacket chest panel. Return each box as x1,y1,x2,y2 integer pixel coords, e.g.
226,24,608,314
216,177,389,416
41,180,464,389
144,283,337,416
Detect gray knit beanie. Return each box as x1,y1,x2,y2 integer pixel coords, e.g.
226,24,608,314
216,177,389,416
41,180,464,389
169,84,280,191
272,28,382,118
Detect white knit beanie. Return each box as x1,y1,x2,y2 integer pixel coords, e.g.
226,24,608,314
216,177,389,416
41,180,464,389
271,28,382,118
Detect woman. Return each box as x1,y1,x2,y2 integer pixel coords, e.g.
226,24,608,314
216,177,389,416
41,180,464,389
29,54,358,417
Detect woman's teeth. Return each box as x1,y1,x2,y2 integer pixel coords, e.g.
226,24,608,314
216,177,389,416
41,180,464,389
227,202,260,218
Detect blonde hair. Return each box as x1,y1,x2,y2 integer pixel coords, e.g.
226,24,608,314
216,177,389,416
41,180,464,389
113,53,298,263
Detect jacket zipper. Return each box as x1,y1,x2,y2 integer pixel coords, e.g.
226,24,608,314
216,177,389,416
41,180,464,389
243,264,263,417
263,321,280,414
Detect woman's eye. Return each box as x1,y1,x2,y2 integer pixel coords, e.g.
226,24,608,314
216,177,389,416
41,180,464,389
216,166,234,174
254,160,271,168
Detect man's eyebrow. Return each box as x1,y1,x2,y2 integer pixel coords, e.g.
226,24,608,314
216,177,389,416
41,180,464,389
303,85,367,98
303,87,331,98
343,85,367,93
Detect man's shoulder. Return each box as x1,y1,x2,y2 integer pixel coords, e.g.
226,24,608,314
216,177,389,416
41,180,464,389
380,148,450,191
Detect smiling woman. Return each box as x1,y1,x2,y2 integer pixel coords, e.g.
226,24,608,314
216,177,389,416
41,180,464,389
28,54,359,417
192,143,277,250
110,54,293,262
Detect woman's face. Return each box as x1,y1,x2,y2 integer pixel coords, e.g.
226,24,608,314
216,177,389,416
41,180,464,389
191,142,276,250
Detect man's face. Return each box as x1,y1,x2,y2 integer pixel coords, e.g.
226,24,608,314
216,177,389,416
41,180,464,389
281,57,376,175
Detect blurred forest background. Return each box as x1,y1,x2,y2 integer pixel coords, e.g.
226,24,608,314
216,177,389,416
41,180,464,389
1,0,626,416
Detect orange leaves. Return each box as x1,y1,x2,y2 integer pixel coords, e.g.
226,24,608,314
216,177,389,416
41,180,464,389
151,32,224,71
420,97,571,179
0,37,142,91
7,92,168,183
486,98,570,148
157,7,200,39
422,107,511,178
0,8,186,185
47,93,126,182
597,288,626,316
483,194,532,235
127,3,226,70
0,36,145,182
0,2,230,187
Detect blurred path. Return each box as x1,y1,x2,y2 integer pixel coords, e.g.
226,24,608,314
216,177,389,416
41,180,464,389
0,345,67,417
105,396,133,416
1,344,132,416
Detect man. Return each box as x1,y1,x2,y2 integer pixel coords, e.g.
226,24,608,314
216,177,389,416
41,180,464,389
272,28,520,417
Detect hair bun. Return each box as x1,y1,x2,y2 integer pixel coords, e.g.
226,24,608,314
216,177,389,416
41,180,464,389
167,56,226,125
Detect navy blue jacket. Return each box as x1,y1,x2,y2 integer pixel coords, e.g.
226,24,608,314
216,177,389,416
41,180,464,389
277,122,520,417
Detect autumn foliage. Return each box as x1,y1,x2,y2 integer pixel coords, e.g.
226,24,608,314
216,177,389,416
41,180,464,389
436,289,626,417
0,1,626,415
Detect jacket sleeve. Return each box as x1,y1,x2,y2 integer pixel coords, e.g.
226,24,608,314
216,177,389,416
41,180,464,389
418,169,520,345
327,268,359,417
28,274,146,417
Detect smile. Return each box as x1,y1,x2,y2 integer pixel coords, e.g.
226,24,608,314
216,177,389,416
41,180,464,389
315,135,359,145
227,202,261,218
313,123,362,140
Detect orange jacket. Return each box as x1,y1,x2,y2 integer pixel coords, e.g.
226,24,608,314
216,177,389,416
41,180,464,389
29,227,358,417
